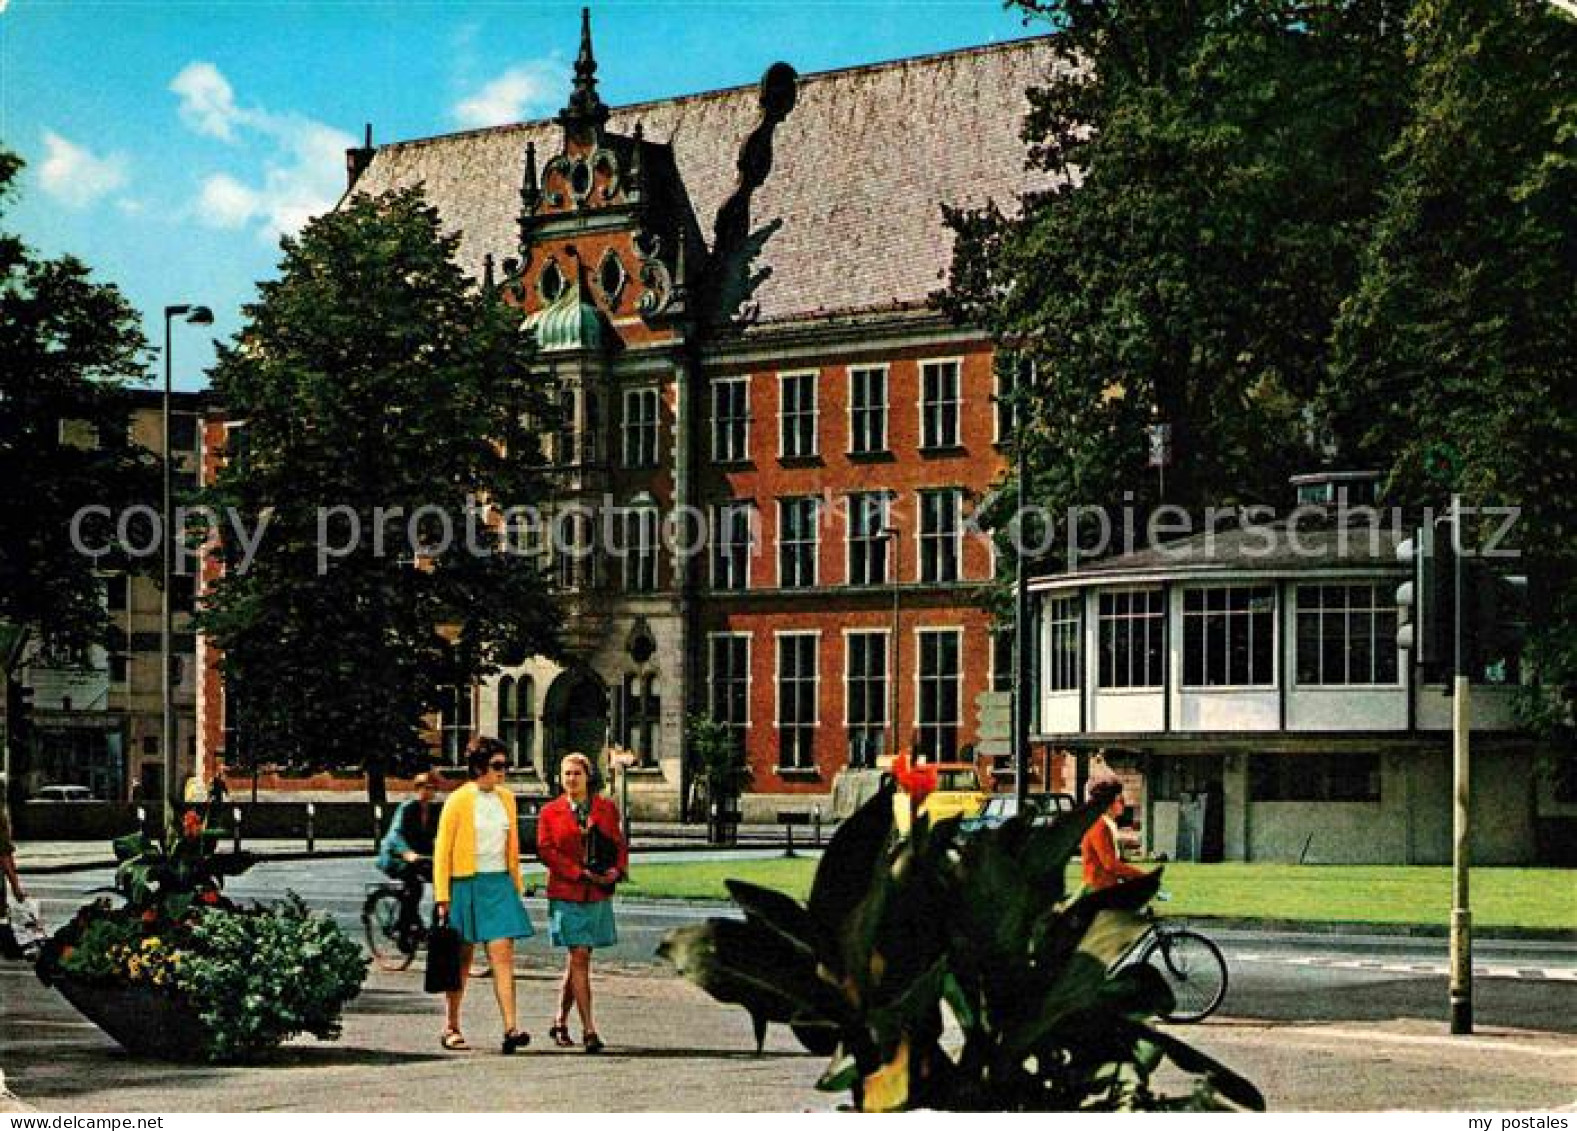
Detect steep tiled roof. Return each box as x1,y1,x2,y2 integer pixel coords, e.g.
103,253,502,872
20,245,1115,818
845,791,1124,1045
352,36,1062,327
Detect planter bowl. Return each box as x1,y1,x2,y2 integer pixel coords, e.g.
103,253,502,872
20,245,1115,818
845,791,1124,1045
52,975,213,1062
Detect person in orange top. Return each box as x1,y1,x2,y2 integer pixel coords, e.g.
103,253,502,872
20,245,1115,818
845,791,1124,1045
1081,779,1152,891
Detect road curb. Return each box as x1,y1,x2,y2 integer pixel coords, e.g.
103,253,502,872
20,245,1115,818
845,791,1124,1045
1171,915,1577,944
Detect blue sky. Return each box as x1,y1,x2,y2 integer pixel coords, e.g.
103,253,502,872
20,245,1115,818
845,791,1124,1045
1,1,1037,390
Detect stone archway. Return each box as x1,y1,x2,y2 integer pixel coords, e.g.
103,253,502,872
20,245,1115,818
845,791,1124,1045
542,666,609,791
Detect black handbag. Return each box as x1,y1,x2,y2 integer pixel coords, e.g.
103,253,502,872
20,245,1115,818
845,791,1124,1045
583,817,619,879
424,915,464,994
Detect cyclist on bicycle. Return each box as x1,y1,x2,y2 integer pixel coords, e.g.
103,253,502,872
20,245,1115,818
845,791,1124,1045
377,772,440,926
1081,779,1153,891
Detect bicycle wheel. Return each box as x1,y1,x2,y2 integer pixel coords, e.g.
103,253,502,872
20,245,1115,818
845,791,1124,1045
1142,928,1228,1022
363,889,418,972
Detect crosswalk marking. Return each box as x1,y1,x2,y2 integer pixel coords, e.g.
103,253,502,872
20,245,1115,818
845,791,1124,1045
1235,952,1577,983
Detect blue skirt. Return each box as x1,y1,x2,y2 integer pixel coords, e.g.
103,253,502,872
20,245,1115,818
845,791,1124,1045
549,898,617,949
450,872,535,944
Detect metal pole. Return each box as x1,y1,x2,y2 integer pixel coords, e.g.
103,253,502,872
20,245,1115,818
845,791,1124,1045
1014,434,1030,808
888,526,901,765
161,311,175,836
1449,494,1473,1035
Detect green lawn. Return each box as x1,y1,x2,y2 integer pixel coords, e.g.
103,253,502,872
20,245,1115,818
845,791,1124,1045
621,856,1577,930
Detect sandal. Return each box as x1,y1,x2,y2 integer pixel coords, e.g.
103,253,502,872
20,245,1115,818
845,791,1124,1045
548,1023,575,1048
583,1031,605,1054
502,1028,531,1055
441,1029,470,1052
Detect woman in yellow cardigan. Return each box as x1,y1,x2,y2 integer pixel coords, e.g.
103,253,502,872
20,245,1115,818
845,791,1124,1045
434,736,535,1054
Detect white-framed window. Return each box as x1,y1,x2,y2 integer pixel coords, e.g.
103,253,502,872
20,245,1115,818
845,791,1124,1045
497,675,536,768
1098,588,1165,689
711,501,754,590
711,376,750,462
777,497,819,588
994,357,1030,444
554,388,576,465
920,360,961,450
847,491,891,586
1296,584,1399,686
619,674,660,766
1183,585,1276,687
844,630,888,768
553,509,596,590
919,489,962,583
779,370,818,459
622,505,659,593
440,685,474,765
916,628,961,762
708,633,751,754
849,366,888,454
776,633,819,770
622,388,659,468
1048,594,1081,692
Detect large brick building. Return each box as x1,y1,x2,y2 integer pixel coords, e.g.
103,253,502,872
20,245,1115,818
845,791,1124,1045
200,16,1059,817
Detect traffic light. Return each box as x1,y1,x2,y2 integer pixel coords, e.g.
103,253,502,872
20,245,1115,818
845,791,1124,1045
5,677,34,751
1396,516,1455,677
1464,571,1529,683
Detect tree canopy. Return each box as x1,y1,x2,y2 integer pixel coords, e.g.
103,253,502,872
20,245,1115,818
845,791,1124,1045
201,186,562,798
945,0,1575,732
943,0,1410,544
0,146,157,658
1325,0,1577,728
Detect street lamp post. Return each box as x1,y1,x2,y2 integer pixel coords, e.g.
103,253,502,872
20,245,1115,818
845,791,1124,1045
162,304,213,832
881,525,901,766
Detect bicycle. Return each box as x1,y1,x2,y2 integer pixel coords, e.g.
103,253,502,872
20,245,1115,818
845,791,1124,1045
1127,896,1229,1023
362,858,431,972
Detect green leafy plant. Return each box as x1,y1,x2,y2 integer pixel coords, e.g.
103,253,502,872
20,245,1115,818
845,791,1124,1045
660,785,1263,1112
37,819,366,1063
178,893,368,1061
112,807,257,920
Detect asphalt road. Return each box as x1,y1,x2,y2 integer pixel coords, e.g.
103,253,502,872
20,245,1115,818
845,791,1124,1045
20,856,1577,1036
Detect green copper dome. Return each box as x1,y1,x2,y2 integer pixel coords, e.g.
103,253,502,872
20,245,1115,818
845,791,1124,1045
524,270,605,354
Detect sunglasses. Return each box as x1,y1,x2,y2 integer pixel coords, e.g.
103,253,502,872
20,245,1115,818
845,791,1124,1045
488,760,508,772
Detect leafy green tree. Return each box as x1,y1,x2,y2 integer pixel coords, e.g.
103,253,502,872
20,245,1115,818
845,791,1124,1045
201,186,561,801
0,147,157,658
942,0,1408,555
1325,0,1577,731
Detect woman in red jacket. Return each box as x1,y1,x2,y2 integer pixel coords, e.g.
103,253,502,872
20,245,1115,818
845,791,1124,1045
536,752,627,1053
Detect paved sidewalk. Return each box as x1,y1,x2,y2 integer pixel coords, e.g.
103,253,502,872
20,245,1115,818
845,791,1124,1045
3,959,1573,1112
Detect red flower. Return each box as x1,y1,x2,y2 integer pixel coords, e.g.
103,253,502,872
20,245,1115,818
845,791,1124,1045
181,810,203,840
141,909,158,923
891,753,938,809
199,890,220,905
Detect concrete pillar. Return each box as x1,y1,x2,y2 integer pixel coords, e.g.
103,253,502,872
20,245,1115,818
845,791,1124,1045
1222,752,1250,861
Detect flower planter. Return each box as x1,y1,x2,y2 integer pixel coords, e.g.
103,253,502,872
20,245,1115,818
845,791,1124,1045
50,975,213,1062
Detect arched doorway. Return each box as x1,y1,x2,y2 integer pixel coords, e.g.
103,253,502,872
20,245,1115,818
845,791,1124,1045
543,667,609,790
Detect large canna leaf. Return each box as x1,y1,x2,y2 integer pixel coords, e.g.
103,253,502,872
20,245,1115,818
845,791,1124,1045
1109,1016,1267,1112
1016,801,1107,897
1035,868,1164,976
807,783,895,973
725,879,824,958
659,918,852,1032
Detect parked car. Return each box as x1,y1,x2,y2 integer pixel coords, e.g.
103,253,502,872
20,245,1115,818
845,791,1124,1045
35,784,94,802
959,791,1077,835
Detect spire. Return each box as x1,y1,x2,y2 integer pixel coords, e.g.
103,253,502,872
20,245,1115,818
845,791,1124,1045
559,7,609,133
521,140,540,213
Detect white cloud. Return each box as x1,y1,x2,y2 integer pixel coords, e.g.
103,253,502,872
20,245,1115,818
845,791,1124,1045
37,131,129,209
452,60,560,129
171,61,243,142
172,61,355,240
197,174,259,229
